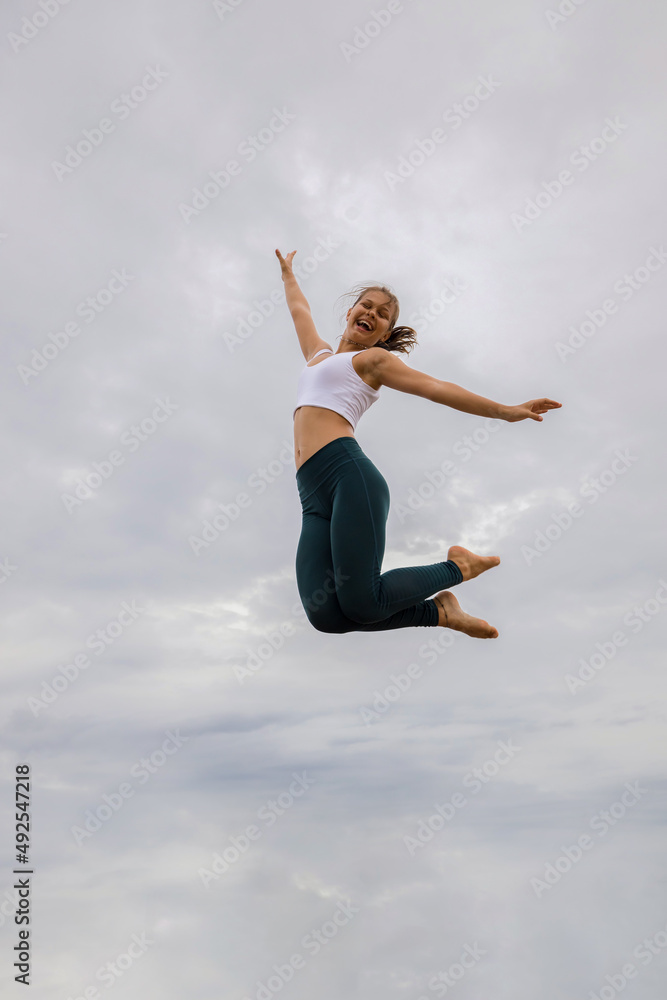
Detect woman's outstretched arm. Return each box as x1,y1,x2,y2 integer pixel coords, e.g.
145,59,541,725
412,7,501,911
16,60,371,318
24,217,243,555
371,349,561,422
275,248,330,361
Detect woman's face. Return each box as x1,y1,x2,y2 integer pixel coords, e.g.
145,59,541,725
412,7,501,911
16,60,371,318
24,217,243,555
346,291,396,346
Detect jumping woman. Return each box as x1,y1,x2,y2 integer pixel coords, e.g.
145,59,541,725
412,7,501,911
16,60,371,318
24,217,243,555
277,248,561,637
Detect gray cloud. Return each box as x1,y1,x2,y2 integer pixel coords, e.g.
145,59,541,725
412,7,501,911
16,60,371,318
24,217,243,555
2,0,666,996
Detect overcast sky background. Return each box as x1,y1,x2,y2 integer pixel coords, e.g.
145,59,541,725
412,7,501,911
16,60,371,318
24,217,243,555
1,1,666,997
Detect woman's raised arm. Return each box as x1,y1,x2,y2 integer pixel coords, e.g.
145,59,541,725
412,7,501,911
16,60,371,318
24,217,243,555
275,248,331,362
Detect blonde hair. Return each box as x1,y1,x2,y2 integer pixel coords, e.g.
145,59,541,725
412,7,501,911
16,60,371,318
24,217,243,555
336,282,418,355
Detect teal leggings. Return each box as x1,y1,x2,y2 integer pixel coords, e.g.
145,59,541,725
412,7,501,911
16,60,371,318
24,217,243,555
295,437,463,633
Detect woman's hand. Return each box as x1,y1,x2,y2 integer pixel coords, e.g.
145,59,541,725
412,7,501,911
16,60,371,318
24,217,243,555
275,248,297,281
503,398,562,422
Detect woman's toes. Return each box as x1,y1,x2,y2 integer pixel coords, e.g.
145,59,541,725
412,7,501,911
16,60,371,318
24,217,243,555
435,590,498,638
447,545,500,581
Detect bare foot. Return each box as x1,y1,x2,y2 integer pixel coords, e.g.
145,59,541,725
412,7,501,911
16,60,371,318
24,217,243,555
448,545,500,583
434,591,499,638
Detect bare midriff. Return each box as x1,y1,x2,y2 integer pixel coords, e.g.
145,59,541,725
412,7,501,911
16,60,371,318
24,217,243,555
293,350,380,471
293,406,356,470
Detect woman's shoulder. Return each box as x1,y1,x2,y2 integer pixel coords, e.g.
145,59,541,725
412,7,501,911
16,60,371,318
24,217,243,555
352,347,391,390
305,345,334,365
357,346,404,372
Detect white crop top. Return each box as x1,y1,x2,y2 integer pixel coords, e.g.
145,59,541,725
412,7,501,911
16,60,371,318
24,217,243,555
293,349,380,430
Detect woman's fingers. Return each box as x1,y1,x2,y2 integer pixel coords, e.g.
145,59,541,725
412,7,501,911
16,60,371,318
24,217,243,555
275,248,297,268
525,398,562,414
507,399,561,421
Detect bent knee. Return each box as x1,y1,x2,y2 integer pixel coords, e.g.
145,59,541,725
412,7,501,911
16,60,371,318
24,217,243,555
302,601,354,634
299,589,352,634
337,599,383,626
308,612,350,635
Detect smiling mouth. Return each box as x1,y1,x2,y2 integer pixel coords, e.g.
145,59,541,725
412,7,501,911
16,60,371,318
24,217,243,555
356,319,373,331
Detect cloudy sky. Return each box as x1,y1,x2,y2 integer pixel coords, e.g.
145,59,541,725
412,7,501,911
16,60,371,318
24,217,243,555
2,0,667,997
